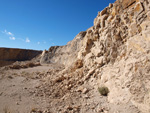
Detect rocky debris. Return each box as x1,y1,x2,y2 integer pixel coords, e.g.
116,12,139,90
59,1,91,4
122,0,136,9
38,0,150,112
82,88,89,94
6,62,41,70
40,31,86,67
1,0,150,113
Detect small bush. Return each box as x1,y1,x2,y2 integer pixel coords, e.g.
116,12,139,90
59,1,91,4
27,63,35,67
98,86,109,96
10,65,21,69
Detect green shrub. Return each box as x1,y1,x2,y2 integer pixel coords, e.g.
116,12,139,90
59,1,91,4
98,86,109,96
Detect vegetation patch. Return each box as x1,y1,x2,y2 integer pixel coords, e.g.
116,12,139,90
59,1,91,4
98,86,109,96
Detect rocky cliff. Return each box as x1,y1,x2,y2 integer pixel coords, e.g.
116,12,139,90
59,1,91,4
40,0,150,112
40,31,86,66
0,48,42,67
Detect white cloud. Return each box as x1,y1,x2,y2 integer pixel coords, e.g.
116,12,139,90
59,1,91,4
3,30,14,36
9,37,15,40
37,42,40,44
26,37,30,43
8,32,13,36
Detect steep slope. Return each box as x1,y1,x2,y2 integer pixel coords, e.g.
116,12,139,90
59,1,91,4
40,0,150,112
40,31,86,66
79,0,150,112
1,0,150,112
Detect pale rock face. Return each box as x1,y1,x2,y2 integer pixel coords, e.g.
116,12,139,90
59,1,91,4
122,0,136,9
94,57,104,66
134,2,144,18
100,8,107,16
101,14,109,28
41,50,47,57
129,22,139,36
147,11,150,20
40,31,86,67
40,0,150,112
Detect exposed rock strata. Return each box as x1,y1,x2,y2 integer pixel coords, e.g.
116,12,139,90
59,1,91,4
40,31,86,66
0,48,42,67
40,0,150,112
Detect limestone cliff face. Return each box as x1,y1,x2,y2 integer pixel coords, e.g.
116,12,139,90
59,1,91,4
0,48,42,67
78,0,150,112
41,0,150,112
40,31,86,66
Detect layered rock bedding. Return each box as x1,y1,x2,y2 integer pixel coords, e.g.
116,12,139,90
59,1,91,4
0,0,150,113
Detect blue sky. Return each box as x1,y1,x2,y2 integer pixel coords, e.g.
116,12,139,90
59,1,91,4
0,0,116,50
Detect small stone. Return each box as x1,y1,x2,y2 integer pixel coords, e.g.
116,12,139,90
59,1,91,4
109,3,113,8
83,94,89,99
77,86,83,92
122,0,136,9
129,22,138,36
82,88,88,94
134,2,144,18
88,29,92,34
23,87,27,89
101,14,108,28
101,8,107,16
8,75,13,79
66,106,73,110
95,57,103,66
0,92,3,96
147,11,150,21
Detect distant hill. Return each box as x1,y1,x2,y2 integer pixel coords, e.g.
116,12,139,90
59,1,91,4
0,47,42,67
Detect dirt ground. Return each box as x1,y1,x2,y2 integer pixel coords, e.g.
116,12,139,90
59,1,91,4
0,64,140,113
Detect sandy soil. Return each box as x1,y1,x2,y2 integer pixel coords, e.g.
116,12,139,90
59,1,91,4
0,64,140,113
0,64,58,113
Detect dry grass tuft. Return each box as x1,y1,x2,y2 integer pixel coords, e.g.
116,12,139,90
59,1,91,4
98,86,109,96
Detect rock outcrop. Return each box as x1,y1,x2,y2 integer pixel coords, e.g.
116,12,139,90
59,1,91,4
40,31,86,66
40,0,150,112
0,48,42,67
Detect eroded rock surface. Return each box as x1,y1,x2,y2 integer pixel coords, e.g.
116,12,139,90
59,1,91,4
39,0,150,112
0,48,42,67
1,0,150,113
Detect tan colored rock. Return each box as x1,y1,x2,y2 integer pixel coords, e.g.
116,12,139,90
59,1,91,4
88,29,92,34
129,23,139,36
41,50,46,57
109,3,113,8
93,34,99,41
95,57,104,66
147,11,150,21
77,86,84,92
95,23,101,29
107,15,113,22
114,31,121,41
82,88,88,94
140,21,150,31
142,31,150,42
74,59,83,69
101,14,109,28
122,0,136,9
134,2,144,18
84,68,95,80
111,6,117,17
101,8,107,16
